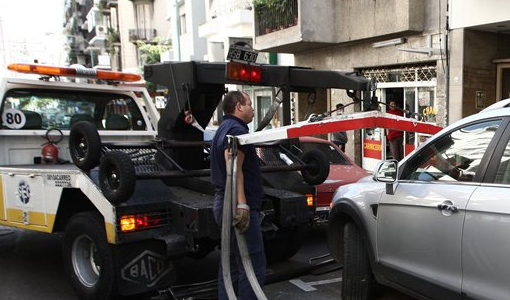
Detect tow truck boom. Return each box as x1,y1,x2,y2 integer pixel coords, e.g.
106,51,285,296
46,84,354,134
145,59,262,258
144,61,373,141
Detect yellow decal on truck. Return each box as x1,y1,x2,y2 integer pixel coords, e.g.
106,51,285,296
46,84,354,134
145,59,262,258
0,177,5,220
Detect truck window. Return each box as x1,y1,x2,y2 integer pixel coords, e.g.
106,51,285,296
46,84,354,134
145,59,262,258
1,89,147,131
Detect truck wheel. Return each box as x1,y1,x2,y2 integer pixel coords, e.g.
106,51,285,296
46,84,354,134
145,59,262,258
99,151,136,204
301,149,330,185
264,228,302,264
342,222,373,300
62,212,118,300
69,121,101,171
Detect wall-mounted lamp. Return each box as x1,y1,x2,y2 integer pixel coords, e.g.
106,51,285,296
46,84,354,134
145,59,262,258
372,38,406,48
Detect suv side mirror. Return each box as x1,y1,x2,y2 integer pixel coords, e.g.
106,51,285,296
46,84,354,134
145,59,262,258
374,160,398,195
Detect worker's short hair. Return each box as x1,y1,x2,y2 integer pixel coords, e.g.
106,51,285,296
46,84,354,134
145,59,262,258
223,91,248,114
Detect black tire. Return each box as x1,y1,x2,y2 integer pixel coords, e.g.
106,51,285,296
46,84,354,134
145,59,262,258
62,212,118,300
69,121,101,171
301,149,330,185
99,151,136,204
342,222,373,300
264,228,302,264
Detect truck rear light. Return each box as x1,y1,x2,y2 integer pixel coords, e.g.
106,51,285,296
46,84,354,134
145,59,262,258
226,62,262,84
306,193,315,207
120,214,162,232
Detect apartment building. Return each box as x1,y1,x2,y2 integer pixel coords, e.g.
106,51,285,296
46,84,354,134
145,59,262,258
63,0,173,73
252,0,510,168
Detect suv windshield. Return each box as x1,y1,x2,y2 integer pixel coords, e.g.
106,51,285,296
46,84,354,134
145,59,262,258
1,89,146,131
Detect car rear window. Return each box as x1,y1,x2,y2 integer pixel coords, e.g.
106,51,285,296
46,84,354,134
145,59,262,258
300,142,350,165
1,89,146,131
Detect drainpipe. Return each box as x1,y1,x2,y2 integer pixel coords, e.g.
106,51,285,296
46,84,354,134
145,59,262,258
174,0,181,61
445,0,450,126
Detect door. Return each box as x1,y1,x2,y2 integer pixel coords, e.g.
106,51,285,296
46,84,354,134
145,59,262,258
462,130,510,300
377,118,502,299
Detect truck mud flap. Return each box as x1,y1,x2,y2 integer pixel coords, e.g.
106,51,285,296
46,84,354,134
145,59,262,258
115,239,177,296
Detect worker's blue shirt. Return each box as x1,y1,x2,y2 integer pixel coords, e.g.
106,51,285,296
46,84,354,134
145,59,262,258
210,115,263,211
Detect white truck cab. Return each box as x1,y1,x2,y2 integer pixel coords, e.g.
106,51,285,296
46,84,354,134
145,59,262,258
0,64,180,300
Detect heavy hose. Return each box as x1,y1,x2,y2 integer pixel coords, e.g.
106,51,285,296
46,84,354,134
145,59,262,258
222,136,268,300
221,142,237,300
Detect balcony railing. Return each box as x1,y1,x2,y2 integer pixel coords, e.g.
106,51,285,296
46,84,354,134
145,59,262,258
128,28,157,42
255,0,298,36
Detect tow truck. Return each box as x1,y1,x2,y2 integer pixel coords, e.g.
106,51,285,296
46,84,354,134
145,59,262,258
0,50,442,300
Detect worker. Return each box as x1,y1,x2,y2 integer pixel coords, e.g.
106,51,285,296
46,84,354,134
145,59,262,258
331,103,348,151
210,90,266,300
386,100,404,160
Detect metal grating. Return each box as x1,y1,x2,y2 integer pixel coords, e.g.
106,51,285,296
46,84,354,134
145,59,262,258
256,146,287,167
360,63,437,83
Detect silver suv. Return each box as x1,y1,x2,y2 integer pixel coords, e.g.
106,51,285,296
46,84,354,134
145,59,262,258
328,99,510,300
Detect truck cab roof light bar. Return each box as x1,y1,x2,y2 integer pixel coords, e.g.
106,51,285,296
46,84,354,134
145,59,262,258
7,63,142,82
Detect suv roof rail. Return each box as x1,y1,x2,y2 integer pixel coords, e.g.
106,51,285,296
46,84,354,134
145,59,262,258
480,98,510,113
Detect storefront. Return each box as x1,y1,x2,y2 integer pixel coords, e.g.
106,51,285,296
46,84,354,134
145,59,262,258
360,63,438,171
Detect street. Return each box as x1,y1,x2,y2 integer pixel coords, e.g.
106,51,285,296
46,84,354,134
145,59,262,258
0,224,414,300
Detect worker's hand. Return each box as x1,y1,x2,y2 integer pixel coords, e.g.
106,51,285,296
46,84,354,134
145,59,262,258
233,204,250,234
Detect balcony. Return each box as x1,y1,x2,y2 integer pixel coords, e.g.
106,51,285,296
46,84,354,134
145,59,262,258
87,25,108,46
128,28,157,42
255,0,298,36
254,0,424,54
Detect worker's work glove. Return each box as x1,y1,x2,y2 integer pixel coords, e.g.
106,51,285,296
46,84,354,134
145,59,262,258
233,203,250,234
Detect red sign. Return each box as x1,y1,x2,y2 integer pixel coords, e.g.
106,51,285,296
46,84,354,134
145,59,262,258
363,140,381,159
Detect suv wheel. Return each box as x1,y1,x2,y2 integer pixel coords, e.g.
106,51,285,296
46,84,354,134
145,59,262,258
342,222,373,300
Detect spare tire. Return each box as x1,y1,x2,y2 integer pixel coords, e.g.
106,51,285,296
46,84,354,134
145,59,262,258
69,121,101,171
99,151,136,204
301,149,330,185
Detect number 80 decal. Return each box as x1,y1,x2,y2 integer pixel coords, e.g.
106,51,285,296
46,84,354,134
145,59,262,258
2,109,27,129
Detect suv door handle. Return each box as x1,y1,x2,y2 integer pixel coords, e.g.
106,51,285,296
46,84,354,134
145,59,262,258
437,203,458,212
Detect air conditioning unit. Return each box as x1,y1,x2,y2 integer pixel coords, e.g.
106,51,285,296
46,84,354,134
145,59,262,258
95,25,107,37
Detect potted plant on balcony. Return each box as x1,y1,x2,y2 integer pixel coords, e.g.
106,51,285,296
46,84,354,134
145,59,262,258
255,0,297,34
254,0,277,34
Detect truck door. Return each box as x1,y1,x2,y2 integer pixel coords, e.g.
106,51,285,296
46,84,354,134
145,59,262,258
2,173,47,228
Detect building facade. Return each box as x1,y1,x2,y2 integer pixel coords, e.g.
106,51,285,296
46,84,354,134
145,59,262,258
254,0,510,169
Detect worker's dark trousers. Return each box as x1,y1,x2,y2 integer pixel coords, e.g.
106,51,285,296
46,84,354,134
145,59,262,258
213,195,266,300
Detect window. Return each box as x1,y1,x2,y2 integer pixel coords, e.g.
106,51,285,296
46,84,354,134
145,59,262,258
494,139,510,184
400,119,501,182
1,89,146,131
179,13,187,35
135,2,152,32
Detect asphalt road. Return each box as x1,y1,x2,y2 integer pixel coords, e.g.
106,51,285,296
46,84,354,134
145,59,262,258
0,225,414,300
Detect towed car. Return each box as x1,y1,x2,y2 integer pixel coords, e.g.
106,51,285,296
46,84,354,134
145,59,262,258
298,137,368,222
328,99,510,300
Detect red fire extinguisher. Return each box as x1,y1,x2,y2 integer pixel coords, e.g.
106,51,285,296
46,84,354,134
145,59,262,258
42,128,63,164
